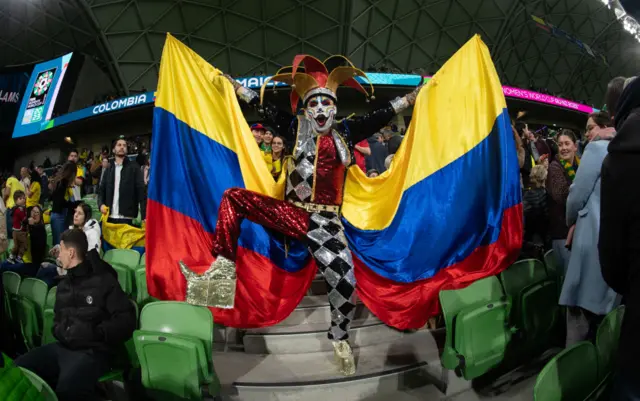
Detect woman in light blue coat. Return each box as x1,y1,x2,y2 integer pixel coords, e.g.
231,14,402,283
559,111,620,346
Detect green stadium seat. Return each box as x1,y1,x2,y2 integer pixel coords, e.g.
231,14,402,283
135,268,151,306
2,272,21,346
596,305,625,380
111,264,133,295
543,249,561,277
16,278,48,350
500,259,558,348
42,287,57,345
534,342,598,401
20,367,58,401
103,249,141,270
133,301,220,400
439,276,511,379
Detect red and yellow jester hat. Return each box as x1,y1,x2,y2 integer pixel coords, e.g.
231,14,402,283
260,55,375,113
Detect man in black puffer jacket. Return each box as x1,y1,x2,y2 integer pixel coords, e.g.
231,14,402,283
15,228,136,401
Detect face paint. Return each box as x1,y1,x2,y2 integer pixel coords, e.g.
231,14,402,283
305,95,336,134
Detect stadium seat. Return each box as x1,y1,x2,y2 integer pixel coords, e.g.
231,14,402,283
2,271,21,346
135,268,151,306
42,287,57,345
103,249,141,270
596,305,625,380
500,259,558,349
17,278,48,350
439,276,511,379
133,301,220,399
534,342,598,401
20,367,58,401
543,249,561,277
111,264,133,295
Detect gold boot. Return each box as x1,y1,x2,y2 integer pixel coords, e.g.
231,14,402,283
179,256,237,309
332,340,356,376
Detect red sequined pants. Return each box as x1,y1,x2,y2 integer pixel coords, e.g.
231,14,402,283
211,188,310,260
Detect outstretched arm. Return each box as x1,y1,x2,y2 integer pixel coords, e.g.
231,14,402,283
223,74,294,139
346,85,423,144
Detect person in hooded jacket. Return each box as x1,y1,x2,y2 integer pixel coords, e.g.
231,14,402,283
599,76,640,400
15,228,135,401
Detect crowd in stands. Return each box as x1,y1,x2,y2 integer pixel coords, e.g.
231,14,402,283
515,75,640,397
249,120,405,181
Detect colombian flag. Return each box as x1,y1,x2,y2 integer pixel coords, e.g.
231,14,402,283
147,34,522,330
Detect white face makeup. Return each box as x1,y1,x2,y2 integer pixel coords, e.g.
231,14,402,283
305,95,336,134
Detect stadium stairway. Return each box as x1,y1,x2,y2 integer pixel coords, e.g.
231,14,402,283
210,272,536,401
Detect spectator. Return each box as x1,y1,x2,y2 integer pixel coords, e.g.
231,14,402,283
37,202,101,286
354,139,371,173
560,110,619,347
99,136,147,226
0,194,6,256
2,172,25,239
8,191,27,264
43,157,52,168
270,135,286,180
387,135,403,155
366,133,389,173
366,169,379,178
67,149,84,201
94,157,109,190
26,170,41,209
50,163,77,247
518,122,551,187
15,228,136,401
546,130,579,273
261,127,274,153
522,164,548,248
599,76,640,399
19,167,30,191
36,166,49,202
250,123,265,146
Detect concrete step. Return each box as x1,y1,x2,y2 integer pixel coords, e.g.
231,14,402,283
243,320,437,354
308,278,328,295
278,302,375,326
216,329,465,401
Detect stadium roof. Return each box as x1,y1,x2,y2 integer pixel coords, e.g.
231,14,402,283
1,0,638,108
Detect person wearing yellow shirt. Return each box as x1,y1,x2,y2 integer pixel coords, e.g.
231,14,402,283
2,174,25,240
26,171,41,208
270,135,286,180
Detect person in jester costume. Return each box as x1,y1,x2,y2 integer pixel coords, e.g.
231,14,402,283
180,55,422,375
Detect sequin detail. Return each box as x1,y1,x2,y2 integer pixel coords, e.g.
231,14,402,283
333,340,356,376
179,257,237,309
390,95,410,114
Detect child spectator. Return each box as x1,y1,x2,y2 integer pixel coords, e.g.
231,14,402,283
523,164,549,250
9,191,28,264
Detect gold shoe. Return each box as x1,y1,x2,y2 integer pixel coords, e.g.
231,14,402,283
179,256,237,309
332,340,356,376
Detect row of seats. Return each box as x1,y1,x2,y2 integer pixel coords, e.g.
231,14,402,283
534,306,625,401
439,252,563,380
2,269,221,400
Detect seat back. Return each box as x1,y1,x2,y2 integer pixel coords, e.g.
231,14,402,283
18,278,48,311
439,276,505,370
133,330,205,400
16,297,41,350
534,342,598,401
596,305,625,380
45,287,57,309
104,249,141,270
500,259,547,297
454,298,511,379
135,268,150,306
111,264,133,295
19,367,58,401
139,302,213,355
2,271,21,295
543,249,560,277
